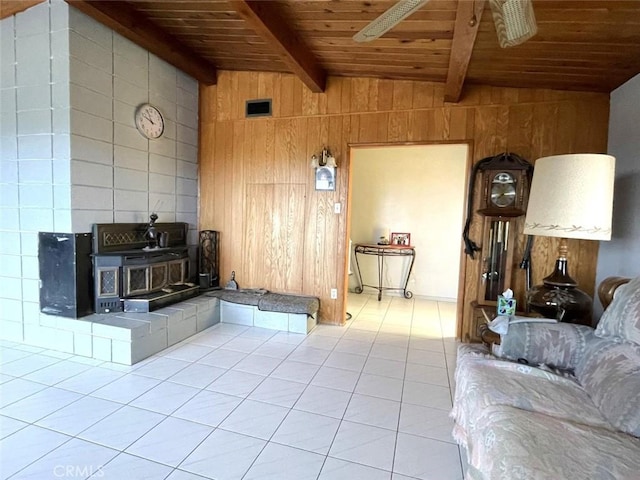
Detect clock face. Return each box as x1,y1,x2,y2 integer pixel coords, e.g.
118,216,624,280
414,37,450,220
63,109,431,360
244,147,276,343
135,103,164,139
490,172,516,207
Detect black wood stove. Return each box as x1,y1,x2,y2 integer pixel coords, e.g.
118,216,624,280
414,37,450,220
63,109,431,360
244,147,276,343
92,221,199,313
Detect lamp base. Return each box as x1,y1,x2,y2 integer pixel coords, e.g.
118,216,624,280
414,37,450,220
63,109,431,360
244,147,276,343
527,258,593,326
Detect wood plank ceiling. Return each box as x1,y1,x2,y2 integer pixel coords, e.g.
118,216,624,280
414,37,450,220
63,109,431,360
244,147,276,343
61,0,640,101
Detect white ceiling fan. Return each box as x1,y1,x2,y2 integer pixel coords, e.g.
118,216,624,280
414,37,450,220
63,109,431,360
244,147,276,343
353,0,538,48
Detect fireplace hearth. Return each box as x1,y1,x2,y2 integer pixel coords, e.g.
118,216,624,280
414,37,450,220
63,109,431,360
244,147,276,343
92,221,199,313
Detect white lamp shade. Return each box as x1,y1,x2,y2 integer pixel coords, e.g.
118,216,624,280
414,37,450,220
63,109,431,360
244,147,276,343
523,154,615,241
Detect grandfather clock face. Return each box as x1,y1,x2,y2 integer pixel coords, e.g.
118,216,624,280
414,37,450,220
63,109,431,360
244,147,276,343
478,168,529,217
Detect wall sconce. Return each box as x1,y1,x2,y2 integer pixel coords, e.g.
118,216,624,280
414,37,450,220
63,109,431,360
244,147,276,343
310,147,337,168
311,147,337,191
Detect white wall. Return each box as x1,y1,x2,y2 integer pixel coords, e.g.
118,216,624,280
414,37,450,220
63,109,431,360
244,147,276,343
0,1,69,341
66,7,199,236
349,144,468,300
595,72,640,316
0,0,199,348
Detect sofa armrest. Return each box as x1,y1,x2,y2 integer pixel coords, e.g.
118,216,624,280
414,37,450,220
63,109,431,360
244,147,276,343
498,322,594,371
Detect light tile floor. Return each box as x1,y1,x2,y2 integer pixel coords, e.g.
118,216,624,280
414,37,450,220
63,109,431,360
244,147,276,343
0,294,464,480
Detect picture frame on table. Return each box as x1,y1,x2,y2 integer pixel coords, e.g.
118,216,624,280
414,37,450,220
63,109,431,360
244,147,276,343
391,232,411,246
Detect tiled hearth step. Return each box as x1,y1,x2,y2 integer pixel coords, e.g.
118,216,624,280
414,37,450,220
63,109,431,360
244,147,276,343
29,296,220,366
26,294,318,366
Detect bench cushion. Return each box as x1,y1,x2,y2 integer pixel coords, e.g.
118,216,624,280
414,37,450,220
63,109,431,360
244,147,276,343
205,290,319,317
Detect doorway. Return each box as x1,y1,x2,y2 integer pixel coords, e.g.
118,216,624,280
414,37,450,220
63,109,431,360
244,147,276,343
345,143,469,315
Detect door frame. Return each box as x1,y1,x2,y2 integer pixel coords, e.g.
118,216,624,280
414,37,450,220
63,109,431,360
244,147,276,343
342,140,474,338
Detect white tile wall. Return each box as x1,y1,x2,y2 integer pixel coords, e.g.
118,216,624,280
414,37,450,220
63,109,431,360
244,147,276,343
69,58,112,96
21,255,40,280
70,135,112,165
149,153,176,176
52,107,70,134
1,254,22,278
149,173,176,194
70,185,113,211
17,136,52,159
19,185,53,208
70,160,112,188
114,145,148,171
70,84,112,120
114,54,148,88
17,85,51,111
71,210,113,233
17,110,51,135
114,167,148,191
0,298,23,321
15,1,48,36
1,1,199,354
1,185,19,208
114,190,148,212
70,109,113,143
69,30,112,73
19,208,54,233
1,160,19,184
15,34,49,87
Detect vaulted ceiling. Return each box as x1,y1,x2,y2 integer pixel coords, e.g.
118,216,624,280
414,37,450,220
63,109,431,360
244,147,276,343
9,1,640,102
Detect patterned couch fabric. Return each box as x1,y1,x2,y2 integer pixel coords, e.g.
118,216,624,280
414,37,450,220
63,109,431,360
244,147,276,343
499,322,594,370
595,276,640,345
451,346,612,452
460,405,640,480
578,340,640,436
452,280,640,479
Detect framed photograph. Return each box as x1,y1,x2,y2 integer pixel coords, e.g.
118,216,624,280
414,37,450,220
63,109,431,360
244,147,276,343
315,166,336,191
391,232,411,246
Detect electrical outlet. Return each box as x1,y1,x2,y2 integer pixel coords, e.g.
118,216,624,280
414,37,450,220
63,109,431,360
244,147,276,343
330,288,338,299
334,202,341,214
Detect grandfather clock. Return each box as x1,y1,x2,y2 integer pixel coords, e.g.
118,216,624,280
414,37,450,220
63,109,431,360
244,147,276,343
467,153,533,341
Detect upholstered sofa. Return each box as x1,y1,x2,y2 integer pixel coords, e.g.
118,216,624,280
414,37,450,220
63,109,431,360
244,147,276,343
451,276,640,480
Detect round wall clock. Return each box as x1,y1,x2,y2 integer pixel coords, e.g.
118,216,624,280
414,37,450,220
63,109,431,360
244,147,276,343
134,103,164,139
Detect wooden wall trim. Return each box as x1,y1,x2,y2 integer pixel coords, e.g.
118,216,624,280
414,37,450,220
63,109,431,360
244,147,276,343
199,72,610,333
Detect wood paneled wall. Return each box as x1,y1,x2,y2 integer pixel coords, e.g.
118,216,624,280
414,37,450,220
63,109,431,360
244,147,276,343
199,71,609,336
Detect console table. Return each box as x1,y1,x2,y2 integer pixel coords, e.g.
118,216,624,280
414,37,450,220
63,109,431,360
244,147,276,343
353,243,416,301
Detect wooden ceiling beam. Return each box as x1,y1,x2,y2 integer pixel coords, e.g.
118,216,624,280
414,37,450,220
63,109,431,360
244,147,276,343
65,1,217,85
444,0,486,103
1,0,46,19
229,0,326,93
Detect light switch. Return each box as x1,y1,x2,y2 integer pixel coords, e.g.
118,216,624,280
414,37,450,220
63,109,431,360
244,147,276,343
334,202,341,214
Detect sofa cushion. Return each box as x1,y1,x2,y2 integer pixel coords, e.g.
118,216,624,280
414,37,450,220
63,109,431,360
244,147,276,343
458,404,640,480
595,276,640,345
498,322,593,371
578,339,640,437
452,346,612,450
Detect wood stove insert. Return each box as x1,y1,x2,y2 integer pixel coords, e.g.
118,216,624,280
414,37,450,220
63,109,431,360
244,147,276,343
92,222,199,313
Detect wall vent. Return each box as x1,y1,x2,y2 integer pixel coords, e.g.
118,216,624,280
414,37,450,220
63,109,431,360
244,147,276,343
246,99,272,118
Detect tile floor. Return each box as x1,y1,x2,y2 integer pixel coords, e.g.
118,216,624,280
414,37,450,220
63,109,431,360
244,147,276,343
0,293,464,480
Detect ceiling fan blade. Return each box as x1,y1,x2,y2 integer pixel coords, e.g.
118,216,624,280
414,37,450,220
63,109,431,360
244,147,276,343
353,0,431,43
489,0,537,48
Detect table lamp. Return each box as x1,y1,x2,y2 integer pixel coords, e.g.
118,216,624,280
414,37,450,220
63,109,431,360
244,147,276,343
523,153,616,324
